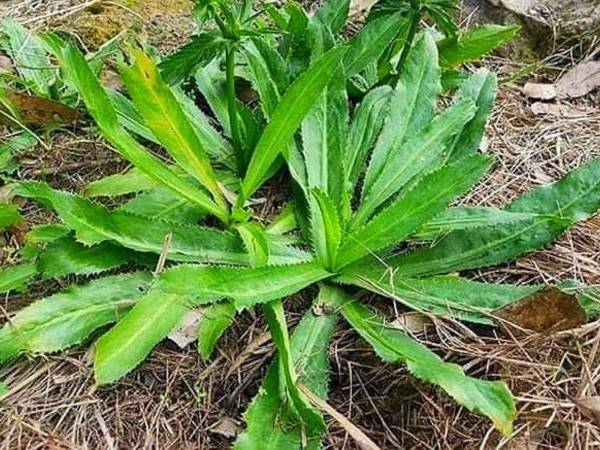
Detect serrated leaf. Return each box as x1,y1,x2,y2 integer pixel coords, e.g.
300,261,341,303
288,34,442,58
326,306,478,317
353,96,476,227
94,290,190,384
159,32,226,85
339,155,491,268
0,132,36,174
60,44,229,223
326,286,516,436
446,70,497,161
0,263,37,294
242,46,348,199
38,236,141,279
263,300,325,434
337,272,538,324
300,70,348,206
343,13,406,78
236,222,269,267
13,181,307,265
314,0,350,35
235,307,335,450
507,158,600,222
25,224,69,244
197,300,236,359
379,215,572,277
361,32,441,201
118,188,207,224
414,207,536,241
0,272,152,365
154,261,330,310
438,24,519,68
121,49,227,212
345,85,393,195
0,203,21,231
84,168,158,198
2,19,55,97
309,189,342,271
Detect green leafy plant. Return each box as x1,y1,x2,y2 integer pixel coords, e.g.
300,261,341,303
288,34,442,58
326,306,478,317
1,8,600,450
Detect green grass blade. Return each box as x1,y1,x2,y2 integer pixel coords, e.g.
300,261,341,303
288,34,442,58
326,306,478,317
327,286,516,436
242,46,348,199
0,272,152,365
339,155,491,268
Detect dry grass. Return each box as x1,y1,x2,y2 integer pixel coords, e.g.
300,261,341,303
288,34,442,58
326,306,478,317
1,1,600,449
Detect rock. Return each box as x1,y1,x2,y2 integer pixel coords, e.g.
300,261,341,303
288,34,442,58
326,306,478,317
523,82,556,99
462,0,600,52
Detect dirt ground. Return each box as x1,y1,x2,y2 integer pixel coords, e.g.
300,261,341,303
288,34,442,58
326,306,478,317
1,1,600,449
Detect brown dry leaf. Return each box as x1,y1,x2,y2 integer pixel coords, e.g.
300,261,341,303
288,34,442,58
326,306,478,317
209,417,242,438
556,61,600,98
494,287,586,333
167,309,204,349
574,397,600,426
389,312,432,334
523,82,556,100
0,89,80,127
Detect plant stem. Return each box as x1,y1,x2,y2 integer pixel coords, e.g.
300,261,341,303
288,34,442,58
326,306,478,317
226,46,244,174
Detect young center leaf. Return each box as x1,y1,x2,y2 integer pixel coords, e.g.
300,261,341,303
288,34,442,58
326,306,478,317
242,46,348,199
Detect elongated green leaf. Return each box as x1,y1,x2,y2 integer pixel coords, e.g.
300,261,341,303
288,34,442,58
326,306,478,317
2,19,55,96
121,49,227,211
314,0,350,35
439,25,519,68
242,46,348,199
119,188,207,224
309,189,342,271
0,381,7,397
38,236,141,279
343,13,406,78
25,224,69,244
263,300,324,433
60,44,229,223
94,290,190,384
109,90,158,143
0,272,152,365
154,261,331,309
362,32,441,199
194,60,231,133
378,215,572,278
236,222,269,267
508,158,600,222
0,263,37,294
267,202,298,236
414,207,536,240
241,40,285,119
354,97,476,227
339,155,491,267
197,300,236,359
159,32,226,84
345,86,393,193
14,181,307,265
446,70,497,161
337,272,538,324
326,286,515,436
301,71,348,206
0,203,21,231
84,168,158,198
235,307,335,450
